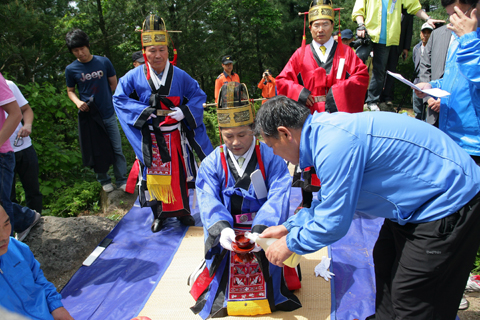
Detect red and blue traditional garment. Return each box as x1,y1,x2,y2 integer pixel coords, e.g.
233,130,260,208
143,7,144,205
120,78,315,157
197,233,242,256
113,61,213,218
190,138,301,319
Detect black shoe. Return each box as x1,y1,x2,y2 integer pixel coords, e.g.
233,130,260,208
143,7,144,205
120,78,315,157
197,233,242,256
151,218,165,233
177,215,195,226
365,315,376,320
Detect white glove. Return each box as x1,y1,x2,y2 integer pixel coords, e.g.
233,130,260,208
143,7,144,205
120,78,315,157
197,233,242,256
220,228,236,251
147,113,157,120
314,256,335,281
169,107,185,121
248,232,262,252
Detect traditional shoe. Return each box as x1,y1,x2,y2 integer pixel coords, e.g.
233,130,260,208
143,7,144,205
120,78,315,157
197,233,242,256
151,218,165,233
177,215,195,226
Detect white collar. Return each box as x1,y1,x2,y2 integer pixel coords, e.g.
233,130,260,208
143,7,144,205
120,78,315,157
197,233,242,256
148,60,170,90
226,137,256,177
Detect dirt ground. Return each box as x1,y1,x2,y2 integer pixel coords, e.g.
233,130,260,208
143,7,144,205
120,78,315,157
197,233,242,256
459,292,480,319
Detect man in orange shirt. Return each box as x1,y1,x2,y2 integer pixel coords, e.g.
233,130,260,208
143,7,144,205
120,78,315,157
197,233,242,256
214,55,240,103
257,69,276,104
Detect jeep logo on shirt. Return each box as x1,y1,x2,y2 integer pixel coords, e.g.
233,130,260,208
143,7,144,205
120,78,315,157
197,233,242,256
80,70,104,82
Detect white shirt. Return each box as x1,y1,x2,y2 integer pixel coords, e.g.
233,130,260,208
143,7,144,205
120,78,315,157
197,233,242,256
149,60,170,90
226,137,256,177
313,37,335,63
5,81,32,152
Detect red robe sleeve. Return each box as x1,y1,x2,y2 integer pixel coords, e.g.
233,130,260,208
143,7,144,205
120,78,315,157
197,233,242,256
328,46,369,113
276,48,312,107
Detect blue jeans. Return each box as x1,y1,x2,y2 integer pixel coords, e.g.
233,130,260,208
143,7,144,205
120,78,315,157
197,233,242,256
356,42,391,105
0,152,35,235
96,114,128,186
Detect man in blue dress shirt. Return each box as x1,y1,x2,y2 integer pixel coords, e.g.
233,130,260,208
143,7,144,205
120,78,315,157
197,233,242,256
254,95,480,320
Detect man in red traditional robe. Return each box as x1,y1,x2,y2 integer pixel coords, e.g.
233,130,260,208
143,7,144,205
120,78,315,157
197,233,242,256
276,0,369,209
276,0,369,114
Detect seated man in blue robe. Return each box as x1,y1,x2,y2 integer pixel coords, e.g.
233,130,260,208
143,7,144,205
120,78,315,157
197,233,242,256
190,83,301,319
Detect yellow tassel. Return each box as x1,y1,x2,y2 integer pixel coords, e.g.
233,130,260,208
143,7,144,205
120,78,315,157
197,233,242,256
147,174,176,204
227,299,271,316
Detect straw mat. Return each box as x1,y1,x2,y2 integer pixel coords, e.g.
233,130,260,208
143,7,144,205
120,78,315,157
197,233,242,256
138,227,332,320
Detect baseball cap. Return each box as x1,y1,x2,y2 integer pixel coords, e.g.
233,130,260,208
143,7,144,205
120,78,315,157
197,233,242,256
421,22,433,31
132,51,145,63
340,29,354,40
222,55,234,64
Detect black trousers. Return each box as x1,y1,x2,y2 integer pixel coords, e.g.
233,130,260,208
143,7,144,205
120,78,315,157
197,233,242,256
10,145,43,213
373,191,480,320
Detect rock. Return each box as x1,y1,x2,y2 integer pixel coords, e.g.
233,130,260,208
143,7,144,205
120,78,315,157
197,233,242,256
100,187,138,213
24,215,117,291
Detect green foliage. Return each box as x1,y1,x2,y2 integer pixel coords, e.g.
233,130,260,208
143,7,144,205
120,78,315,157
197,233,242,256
473,246,480,275
203,108,220,148
17,82,86,200
45,181,102,217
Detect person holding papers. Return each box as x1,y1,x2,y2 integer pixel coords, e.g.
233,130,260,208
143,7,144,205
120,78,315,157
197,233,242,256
190,82,301,319
415,0,480,164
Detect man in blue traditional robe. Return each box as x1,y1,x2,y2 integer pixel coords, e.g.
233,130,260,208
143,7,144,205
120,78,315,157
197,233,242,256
113,14,213,232
190,82,301,319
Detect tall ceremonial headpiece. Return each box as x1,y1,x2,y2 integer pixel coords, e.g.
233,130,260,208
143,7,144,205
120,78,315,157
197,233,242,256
140,13,179,79
216,82,254,128
308,0,335,24
142,14,169,47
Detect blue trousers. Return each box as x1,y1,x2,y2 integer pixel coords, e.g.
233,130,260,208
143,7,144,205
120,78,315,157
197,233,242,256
0,152,35,235
96,114,128,186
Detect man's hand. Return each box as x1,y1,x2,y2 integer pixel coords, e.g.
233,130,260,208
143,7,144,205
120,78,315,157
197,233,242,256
260,225,289,239
306,95,315,107
357,28,366,39
448,7,478,37
18,124,32,137
428,97,441,112
76,101,89,112
426,18,446,29
265,236,293,267
401,49,408,61
413,82,432,99
52,307,74,320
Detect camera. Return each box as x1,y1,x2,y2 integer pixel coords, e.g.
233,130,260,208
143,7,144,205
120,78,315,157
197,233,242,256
350,33,372,49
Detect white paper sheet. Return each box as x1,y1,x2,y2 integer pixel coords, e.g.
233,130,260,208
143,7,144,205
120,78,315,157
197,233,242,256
387,71,450,98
